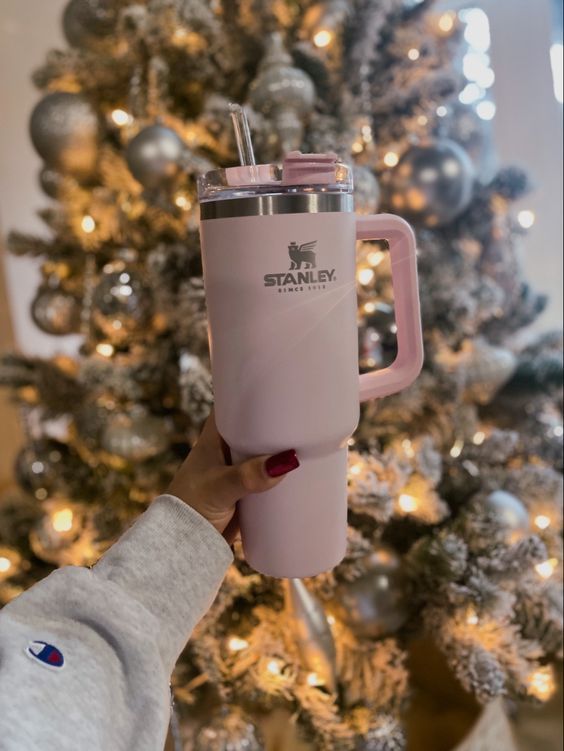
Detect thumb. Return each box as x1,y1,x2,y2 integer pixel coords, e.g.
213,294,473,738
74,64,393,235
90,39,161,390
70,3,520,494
207,449,300,508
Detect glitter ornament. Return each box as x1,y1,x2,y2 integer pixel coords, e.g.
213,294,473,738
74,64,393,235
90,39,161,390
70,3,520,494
331,545,408,639
249,32,315,155
29,499,99,567
284,578,337,691
14,439,68,496
353,165,381,215
101,407,171,461
388,139,474,227
62,0,117,49
485,490,530,546
193,706,263,751
29,92,99,181
460,339,517,404
91,264,152,345
30,286,81,336
125,125,186,191
38,166,63,198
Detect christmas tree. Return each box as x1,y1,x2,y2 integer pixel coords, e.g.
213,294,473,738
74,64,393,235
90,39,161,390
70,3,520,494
1,1,562,748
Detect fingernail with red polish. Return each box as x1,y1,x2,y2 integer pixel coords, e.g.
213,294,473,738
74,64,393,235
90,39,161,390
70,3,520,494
265,449,299,478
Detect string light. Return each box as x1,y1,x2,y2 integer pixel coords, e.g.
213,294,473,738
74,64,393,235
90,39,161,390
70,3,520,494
307,672,323,686
466,607,479,626
267,659,283,675
517,210,536,229
535,558,558,580
438,11,456,34
326,614,336,626
313,29,333,48
368,250,385,267
450,439,464,458
553,425,564,437
110,108,131,126
96,343,114,357
408,48,420,61
52,508,74,533
227,637,249,652
398,494,418,513
476,100,496,120
81,215,96,234
527,665,556,701
534,515,551,531
472,431,486,445
401,439,415,458
174,194,192,210
358,268,375,285
417,115,428,126
350,463,362,476
383,151,399,167
436,105,448,118
364,301,377,313
0,557,11,573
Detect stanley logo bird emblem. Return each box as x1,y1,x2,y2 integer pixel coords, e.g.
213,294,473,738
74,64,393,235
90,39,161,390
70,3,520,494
288,241,317,270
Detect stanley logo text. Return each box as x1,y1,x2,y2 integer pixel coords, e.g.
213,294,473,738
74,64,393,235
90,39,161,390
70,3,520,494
264,241,337,292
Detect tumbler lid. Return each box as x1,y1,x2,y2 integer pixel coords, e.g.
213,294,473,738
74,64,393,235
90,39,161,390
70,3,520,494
198,151,352,201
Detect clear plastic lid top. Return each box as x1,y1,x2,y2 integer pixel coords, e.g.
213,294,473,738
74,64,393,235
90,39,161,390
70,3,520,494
197,151,353,201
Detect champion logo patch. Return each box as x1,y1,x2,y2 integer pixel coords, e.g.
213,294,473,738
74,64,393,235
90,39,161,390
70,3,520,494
25,640,65,670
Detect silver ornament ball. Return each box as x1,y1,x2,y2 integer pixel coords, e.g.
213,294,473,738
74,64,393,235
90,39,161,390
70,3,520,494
388,139,474,227
92,266,152,344
101,408,171,461
38,166,63,198
353,165,381,215
485,490,530,545
31,286,81,336
29,92,99,181
62,0,116,49
331,545,408,639
194,706,263,751
125,125,186,190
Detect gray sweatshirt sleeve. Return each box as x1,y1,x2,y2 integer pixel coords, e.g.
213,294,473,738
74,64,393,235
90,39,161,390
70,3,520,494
0,494,234,751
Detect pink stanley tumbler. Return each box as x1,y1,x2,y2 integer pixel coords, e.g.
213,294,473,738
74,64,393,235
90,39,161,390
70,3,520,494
198,148,423,578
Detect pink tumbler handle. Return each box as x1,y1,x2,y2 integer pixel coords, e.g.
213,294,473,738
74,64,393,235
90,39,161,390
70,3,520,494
357,213,424,402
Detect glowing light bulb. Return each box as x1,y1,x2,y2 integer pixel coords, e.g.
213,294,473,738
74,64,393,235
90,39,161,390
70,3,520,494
517,210,536,229
527,665,556,701
472,431,486,445
267,659,282,675
476,100,496,120
0,557,11,573
466,607,479,625
313,29,333,48
174,194,191,210
436,105,448,118
52,508,73,533
368,250,385,266
535,558,558,580
358,268,375,285
408,48,420,61
81,215,96,233
534,515,551,531
383,151,399,167
96,343,115,357
438,12,456,33
401,439,415,458
398,494,418,513
364,301,377,313
350,463,362,476
553,425,563,437
228,637,249,652
327,614,336,625
307,672,323,686
111,108,130,126
417,115,428,126
450,439,464,458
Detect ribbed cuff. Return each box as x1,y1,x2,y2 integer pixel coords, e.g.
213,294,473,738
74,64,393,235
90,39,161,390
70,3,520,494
94,495,233,670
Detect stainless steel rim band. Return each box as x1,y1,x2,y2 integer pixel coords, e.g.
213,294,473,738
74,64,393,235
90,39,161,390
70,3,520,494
200,192,354,219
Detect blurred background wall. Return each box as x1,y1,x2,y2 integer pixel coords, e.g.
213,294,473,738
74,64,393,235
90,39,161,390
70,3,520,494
1,0,562,354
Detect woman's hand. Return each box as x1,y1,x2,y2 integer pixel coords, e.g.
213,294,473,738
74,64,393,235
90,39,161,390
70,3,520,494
167,411,299,544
